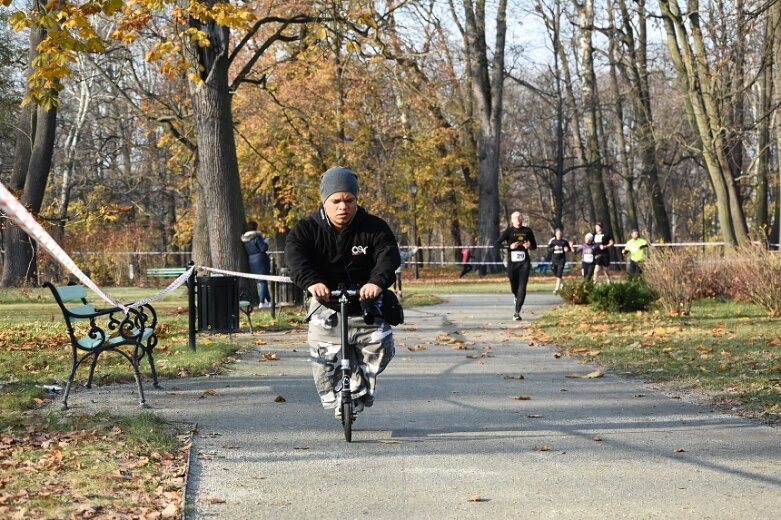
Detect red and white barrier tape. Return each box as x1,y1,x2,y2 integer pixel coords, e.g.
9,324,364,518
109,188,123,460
1,181,134,312
1,181,200,312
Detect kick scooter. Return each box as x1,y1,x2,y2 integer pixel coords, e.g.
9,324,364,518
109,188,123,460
330,287,358,442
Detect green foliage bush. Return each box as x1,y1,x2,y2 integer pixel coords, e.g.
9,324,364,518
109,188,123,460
559,279,594,305
587,278,656,312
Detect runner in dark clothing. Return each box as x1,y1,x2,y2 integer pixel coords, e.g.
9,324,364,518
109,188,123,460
494,211,537,321
593,222,614,283
547,228,571,294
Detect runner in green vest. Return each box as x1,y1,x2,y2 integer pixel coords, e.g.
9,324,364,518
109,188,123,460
621,229,650,275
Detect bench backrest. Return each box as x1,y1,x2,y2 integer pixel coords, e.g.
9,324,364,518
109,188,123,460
44,283,96,323
147,267,187,276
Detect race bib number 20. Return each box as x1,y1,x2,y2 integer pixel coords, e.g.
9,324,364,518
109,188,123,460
510,250,527,263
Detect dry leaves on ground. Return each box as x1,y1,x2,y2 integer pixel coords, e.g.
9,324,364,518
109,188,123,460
565,370,604,379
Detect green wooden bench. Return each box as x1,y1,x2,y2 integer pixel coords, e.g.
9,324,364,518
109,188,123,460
44,282,160,409
146,267,188,278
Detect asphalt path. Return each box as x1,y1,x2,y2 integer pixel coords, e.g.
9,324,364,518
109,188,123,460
72,293,781,519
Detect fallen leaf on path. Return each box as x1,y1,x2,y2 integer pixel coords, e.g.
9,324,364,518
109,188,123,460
467,495,485,503
592,435,603,442
261,352,279,361
161,503,178,518
274,395,286,403
407,344,427,351
674,448,686,453
199,390,219,399
255,339,268,345
534,445,551,452
502,374,525,380
511,395,531,400
565,370,604,379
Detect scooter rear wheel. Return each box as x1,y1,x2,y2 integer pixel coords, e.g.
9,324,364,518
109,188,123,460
342,401,353,442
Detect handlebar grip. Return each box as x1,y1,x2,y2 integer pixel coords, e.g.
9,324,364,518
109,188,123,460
329,289,358,300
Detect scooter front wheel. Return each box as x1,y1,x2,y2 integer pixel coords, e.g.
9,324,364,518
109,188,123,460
342,401,353,442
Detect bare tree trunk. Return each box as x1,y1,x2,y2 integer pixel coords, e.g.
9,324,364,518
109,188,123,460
773,1,781,245
606,3,637,234
659,0,748,245
575,0,610,229
461,0,508,269
53,58,94,246
616,0,671,241
188,6,250,292
192,180,211,267
755,12,772,235
2,102,58,286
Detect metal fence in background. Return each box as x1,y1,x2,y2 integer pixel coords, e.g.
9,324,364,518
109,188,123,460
36,241,740,286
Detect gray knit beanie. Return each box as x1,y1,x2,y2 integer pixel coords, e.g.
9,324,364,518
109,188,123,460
319,166,359,201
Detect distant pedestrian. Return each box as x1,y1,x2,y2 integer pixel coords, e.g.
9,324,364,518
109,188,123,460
593,222,614,283
547,228,571,293
495,211,537,321
622,229,650,275
241,221,271,306
459,246,474,278
576,232,598,281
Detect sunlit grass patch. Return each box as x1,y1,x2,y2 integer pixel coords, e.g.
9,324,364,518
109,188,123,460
532,298,781,422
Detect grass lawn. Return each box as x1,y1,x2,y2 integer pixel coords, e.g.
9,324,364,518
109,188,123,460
0,284,304,518
530,298,781,425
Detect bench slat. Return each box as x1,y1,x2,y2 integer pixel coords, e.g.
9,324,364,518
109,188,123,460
67,304,96,319
55,285,87,302
146,268,187,277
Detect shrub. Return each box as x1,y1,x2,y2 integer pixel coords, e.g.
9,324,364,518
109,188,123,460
727,243,781,316
690,249,733,300
587,278,656,312
559,279,594,305
643,248,700,315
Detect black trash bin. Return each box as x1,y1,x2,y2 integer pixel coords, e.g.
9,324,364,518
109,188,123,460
197,276,239,332
277,268,304,305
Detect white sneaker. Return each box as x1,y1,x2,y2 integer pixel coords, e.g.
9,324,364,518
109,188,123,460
334,400,364,419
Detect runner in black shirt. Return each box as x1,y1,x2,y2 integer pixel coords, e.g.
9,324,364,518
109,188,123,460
593,222,614,284
495,211,537,321
547,228,571,294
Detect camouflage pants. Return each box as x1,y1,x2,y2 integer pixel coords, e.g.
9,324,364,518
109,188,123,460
307,301,395,409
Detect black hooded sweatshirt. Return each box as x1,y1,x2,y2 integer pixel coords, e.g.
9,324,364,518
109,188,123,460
285,206,401,308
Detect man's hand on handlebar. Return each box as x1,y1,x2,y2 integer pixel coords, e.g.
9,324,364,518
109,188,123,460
308,282,382,303
308,283,331,302
359,283,382,301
